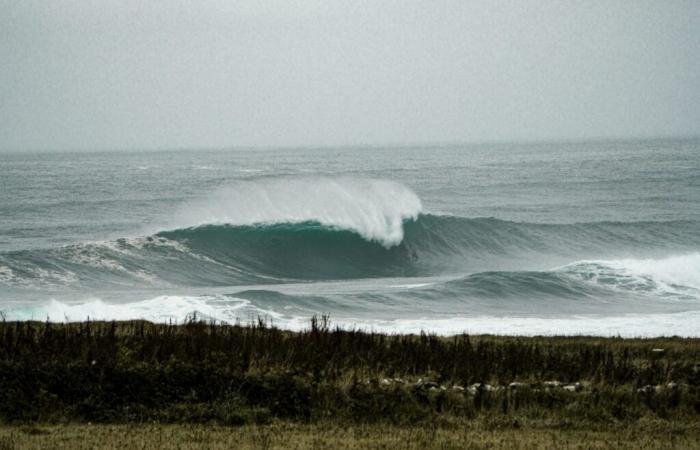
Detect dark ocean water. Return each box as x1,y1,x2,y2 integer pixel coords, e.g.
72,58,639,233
1,139,699,335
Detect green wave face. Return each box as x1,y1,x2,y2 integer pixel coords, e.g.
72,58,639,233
1,215,700,293
159,221,421,281
161,215,700,281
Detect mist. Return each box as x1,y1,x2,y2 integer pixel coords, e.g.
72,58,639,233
1,0,698,152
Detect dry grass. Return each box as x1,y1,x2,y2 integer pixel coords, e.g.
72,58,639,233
0,420,698,450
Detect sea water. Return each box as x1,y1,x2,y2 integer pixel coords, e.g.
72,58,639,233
1,139,699,336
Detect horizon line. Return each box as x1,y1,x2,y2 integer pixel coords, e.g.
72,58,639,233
1,133,698,155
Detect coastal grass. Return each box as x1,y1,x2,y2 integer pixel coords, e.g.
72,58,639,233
0,420,699,449
0,318,698,447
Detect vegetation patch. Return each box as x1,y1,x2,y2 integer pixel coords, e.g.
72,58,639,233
0,318,697,428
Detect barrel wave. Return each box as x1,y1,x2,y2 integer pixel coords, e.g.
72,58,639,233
1,215,699,291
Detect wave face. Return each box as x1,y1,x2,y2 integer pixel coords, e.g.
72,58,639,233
2,215,700,289
1,197,700,288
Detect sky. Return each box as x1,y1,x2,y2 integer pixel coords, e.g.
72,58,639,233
1,0,699,152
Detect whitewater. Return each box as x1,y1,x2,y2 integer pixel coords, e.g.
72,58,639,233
1,139,699,336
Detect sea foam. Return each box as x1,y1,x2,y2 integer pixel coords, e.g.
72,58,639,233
7,294,700,337
557,253,700,297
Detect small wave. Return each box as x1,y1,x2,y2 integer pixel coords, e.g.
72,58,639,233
557,253,700,297
0,265,15,283
425,253,700,303
388,283,433,289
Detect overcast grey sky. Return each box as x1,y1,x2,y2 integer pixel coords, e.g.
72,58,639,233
1,0,699,152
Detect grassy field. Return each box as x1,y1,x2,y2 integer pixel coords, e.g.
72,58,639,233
0,318,698,448
0,420,699,449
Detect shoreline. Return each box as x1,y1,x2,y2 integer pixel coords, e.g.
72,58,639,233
8,304,700,338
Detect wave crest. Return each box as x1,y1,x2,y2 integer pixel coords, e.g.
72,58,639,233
166,177,422,247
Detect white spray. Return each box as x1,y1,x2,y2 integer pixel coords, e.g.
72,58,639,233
166,177,423,247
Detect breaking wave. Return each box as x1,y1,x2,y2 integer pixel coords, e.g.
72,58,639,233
1,215,699,289
164,177,423,247
1,177,699,320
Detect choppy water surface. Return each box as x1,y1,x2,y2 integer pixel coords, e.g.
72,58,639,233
1,139,699,336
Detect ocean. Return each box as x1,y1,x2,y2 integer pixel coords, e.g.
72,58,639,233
1,138,699,336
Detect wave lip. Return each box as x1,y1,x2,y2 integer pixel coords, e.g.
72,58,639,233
165,177,423,248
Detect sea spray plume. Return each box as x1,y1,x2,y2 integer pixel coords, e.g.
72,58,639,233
168,177,423,248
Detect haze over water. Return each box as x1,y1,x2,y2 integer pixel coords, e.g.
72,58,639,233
1,139,699,336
